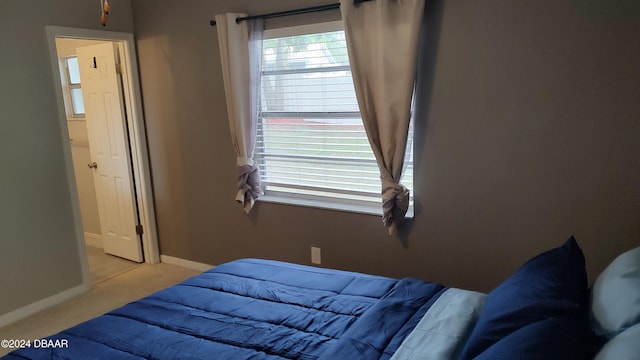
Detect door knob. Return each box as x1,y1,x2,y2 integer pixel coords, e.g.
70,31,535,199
88,162,98,169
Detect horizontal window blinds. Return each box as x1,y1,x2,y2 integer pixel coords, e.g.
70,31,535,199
256,30,413,204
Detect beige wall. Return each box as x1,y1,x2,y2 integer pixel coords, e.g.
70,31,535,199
0,0,134,315
132,0,640,292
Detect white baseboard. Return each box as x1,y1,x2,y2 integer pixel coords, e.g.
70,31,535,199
160,255,214,272
84,232,102,248
0,283,89,328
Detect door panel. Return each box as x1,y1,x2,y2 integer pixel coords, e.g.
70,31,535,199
77,43,143,263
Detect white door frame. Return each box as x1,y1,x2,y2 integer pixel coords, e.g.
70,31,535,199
46,26,160,287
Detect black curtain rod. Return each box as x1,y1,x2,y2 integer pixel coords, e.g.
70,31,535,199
209,0,374,26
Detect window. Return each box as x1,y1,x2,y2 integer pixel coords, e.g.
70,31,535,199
256,22,414,215
64,56,85,117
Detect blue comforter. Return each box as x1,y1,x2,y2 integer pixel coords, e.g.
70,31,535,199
4,259,445,359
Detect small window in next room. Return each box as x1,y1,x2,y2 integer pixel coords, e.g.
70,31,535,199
64,56,85,117
255,21,414,216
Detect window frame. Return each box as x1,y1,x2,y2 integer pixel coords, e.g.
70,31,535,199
60,56,85,120
255,21,414,218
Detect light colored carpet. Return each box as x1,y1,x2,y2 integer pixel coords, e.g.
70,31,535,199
87,245,141,284
0,262,200,356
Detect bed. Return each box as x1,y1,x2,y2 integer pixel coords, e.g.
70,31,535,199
3,237,639,359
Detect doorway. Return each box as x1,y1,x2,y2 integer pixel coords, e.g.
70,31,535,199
46,26,160,288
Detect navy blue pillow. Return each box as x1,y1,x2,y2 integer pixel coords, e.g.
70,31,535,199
461,237,589,359
473,315,587,360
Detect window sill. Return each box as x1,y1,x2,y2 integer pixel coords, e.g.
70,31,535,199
257,193,414,219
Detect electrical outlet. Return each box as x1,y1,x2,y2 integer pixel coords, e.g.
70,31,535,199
311,247,321,264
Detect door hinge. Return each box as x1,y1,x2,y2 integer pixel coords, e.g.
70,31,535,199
115,63,123,75
135,224,144,235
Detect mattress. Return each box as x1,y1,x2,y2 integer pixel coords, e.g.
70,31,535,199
3,259,472,360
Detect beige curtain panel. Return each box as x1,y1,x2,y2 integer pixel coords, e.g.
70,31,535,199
215,14,263,213
340,0,425,234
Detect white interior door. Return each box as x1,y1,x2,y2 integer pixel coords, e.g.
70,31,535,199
77,43,143,263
